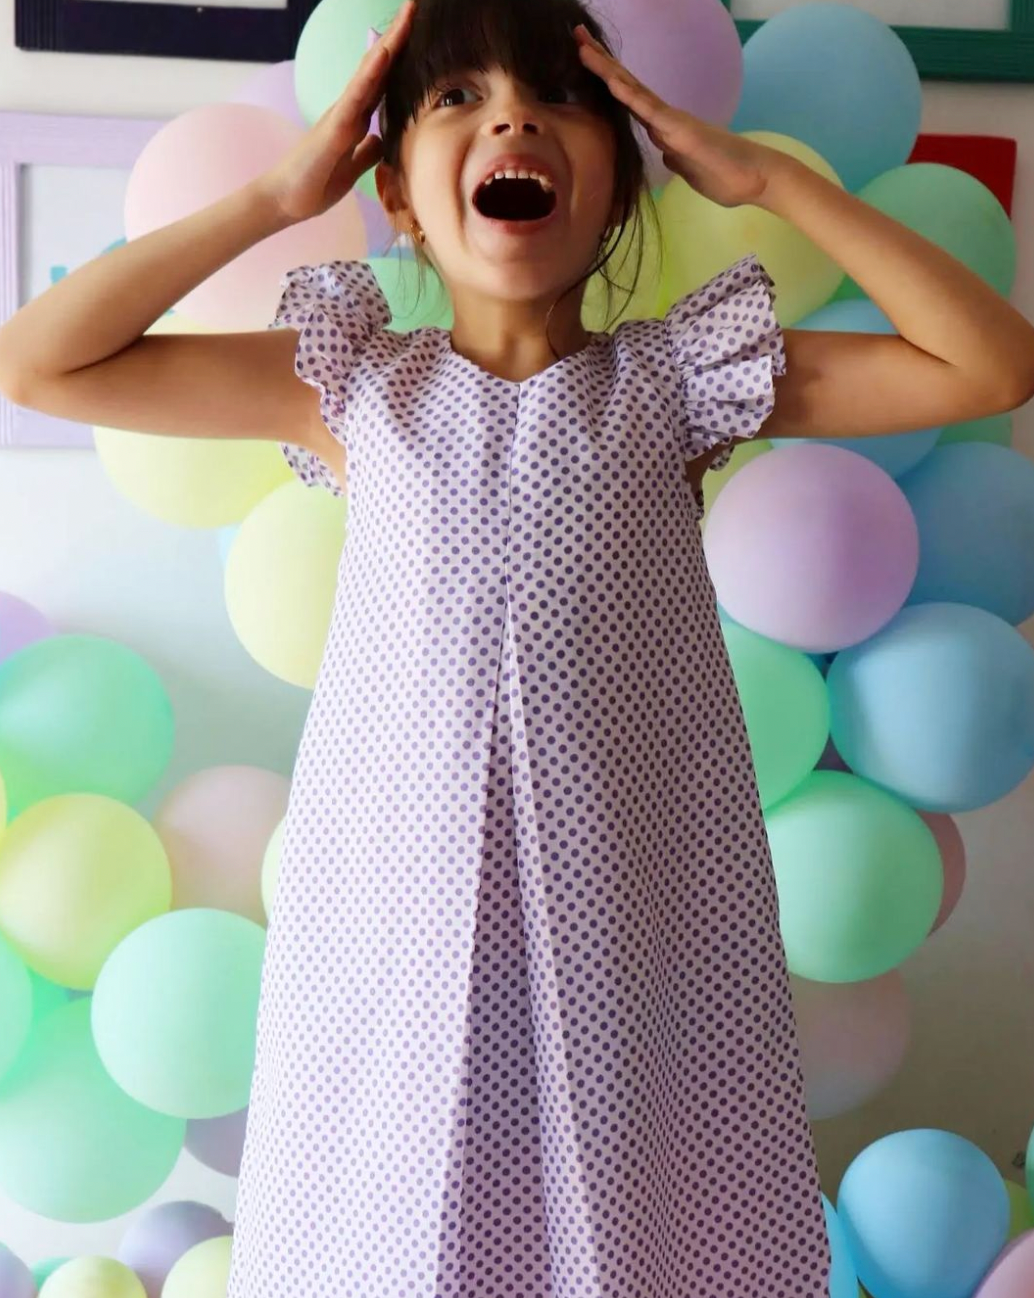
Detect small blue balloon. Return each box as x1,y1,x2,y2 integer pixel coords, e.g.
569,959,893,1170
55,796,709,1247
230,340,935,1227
901,443,1034,625
837,1129,1009,1298
822,1193,860,1298
770,299,940,477
731,2,922,192
828,602,1034,812
217,524,239,567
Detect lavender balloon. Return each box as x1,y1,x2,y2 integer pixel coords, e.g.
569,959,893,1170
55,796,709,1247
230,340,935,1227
0,1242,36,1298
703,443,919,653
185,1107,249,1178
117,1201,231,1298
0,593,55,665
228,59,307,131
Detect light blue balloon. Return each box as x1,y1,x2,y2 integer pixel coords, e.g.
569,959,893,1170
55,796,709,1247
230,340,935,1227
216,524,239,567
770,299,940,477
822,1193,859,1298
837,1129,1009,1298
731,2,922,192
828,602,1034,812
901,443,1034,625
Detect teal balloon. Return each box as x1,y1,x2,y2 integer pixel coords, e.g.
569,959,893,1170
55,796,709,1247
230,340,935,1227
0,634,174,815
731,3,921,192
823,1193,860,1298
33,1258,70,1287
939,412,1012,449
901,444,1034,625
27,969,71,1025
834,163,1015,302
771,300,940,478
838,1129,1009,1298
0,934,31,1082
828,603,1034,812
0,998,184,1221
720,619,829,808
366,256,453,331
294,0,403,202
765,771,942,982
92,908,265,1119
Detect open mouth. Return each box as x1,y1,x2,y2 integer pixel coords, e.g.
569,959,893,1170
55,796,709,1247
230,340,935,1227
473,173,558,223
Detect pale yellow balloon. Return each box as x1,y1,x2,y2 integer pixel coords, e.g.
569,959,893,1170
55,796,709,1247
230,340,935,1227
261,818,284,921
0,794,172,990
0,768,7,832
40,1255,147,1298
162,1234,232,1298
657,131,845,326
224,479,346,689
93,311,294,529
583,194,665,331
701,438,772,520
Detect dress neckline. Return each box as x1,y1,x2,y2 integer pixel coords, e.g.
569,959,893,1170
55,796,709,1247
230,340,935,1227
429,326,610,386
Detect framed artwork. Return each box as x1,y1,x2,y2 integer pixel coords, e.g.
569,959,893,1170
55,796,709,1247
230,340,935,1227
722,0,1034,81
16,0,321,63
0,111,165,449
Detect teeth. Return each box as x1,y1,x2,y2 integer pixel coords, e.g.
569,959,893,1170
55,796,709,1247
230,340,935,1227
481,169,554,193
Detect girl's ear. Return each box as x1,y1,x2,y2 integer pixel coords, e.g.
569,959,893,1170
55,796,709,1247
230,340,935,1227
375,160,411,234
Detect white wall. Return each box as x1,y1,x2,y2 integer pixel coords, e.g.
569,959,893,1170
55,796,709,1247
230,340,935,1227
1,0,1034,1267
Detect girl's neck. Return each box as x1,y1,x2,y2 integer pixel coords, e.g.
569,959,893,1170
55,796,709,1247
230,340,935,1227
446,292,595,383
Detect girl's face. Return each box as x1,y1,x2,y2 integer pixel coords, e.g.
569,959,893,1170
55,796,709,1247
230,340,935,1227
377,63,619,309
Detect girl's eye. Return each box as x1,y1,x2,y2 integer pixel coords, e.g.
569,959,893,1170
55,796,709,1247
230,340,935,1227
538,84,580,105
432,85,476,109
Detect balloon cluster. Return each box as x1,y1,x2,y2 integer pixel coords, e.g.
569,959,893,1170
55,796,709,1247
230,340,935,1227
2,0,1033,1294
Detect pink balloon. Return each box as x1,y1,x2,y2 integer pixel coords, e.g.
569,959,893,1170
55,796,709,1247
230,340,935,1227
186,1107,249,1178
595,0,743,187
154,765,290,924
125,103,367,330
975,1229,1034,1296
229,59,308,131
704,444,919,652
790,972,911,1120
919,811,967,934
0,592,55,663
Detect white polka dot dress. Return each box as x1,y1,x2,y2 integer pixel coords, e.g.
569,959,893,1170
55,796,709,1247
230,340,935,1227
226,253,832,1298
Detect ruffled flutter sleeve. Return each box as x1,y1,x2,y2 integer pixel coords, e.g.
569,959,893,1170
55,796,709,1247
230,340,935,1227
663,254,786,483
270,260,392,495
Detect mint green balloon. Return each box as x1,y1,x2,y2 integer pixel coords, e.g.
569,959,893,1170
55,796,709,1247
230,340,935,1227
765,771,942,982
367,256,453,331
92,909,265,1119
834,163,1015,302
0,635,174,815
0,934,31,1082
294,0,403,202
28,969,72,1025
938,412,1013,449
721,619,829,809
0,999,184,1221
33,1258,70,1288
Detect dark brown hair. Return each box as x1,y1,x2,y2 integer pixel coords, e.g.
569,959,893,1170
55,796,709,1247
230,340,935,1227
374,0,659,358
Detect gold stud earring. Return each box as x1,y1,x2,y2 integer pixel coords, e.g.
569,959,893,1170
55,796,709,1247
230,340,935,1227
411,220,426,246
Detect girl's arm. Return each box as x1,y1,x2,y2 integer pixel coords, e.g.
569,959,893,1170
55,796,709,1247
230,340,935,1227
574,25,1034,441
759,154,1034,441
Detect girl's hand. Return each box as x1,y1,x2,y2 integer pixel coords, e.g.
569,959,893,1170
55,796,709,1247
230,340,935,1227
573,24,776,209
258,0,416,224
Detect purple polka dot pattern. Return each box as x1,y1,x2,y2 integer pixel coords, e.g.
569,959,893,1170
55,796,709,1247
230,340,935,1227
227,253,829,1297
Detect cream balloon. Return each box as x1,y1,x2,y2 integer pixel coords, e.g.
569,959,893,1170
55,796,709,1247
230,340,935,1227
0,794,171,990
93,313,293,528
154,765,290,924
161,1235,232,1298
657,131,845,325
40,1257,147,1298
261,818,285,921
224,480,346,688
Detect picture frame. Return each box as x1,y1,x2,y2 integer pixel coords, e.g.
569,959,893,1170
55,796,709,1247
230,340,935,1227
15,0,321,63
0,111,165,449
721,0,1034,81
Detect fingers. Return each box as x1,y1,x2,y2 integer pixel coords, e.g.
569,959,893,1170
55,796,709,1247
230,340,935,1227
334,1,416,135
572,25,665,129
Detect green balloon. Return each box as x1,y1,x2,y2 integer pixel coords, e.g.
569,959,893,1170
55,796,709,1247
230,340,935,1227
833,163,1015,302
938,412,1013,449
0,934,32,1082
92,909,266,1119
367,255,453,331
28,969,72,1026
765,771,942,982
0,999,183,1221
0,635,174,815
721,619,829,808
33,1258,70,1287
294,0,404,202
1025,1123,1034,1217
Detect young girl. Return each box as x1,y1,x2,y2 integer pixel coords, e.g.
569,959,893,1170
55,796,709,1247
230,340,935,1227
2,0,1033,1292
